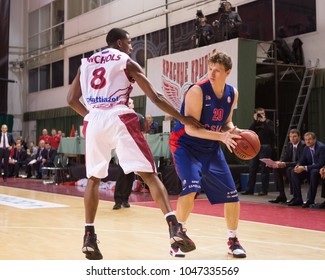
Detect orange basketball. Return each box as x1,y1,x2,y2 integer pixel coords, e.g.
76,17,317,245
233,130,261,160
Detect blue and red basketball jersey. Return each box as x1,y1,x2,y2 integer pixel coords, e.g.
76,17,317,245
170,79,235,153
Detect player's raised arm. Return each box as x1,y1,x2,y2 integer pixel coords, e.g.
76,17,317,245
126,59,201,128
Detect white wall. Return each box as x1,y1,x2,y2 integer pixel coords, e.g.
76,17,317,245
7,0,325,140
8,0,27,135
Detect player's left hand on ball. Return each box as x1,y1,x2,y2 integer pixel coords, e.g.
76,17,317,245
230,126,243,135
222,130,241,153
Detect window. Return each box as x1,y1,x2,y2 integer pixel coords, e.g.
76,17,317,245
238,0,273,41
83,0,100,13
275,0,316,38
29,68,39,93
28,60,64,93
40,64,51,91
130,35,145,68
147,29,168,58
28,0,64,55
28,35,39,55
237,0,316,41
68,0,115,20
29,10,39,36
52,0,64,48
171,20,196,53
69,54,83,84
40,30,51,51
40,5,50,31
67,0,82,19
52,60,64,88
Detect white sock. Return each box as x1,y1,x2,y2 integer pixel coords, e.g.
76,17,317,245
178,221,186,227
164,211,175,219
227,229,238,238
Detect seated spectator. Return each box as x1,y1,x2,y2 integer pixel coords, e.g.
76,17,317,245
50,128,61,150
16,136,28,150
43,141,57,168
145,114,159,134
41,141,57,178
268,129,305,204
289,132,325,208
26,139,47,179
26,140,38,161
8,142,28,178
317,167,325,209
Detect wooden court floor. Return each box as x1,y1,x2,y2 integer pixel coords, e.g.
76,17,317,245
0,185,325,260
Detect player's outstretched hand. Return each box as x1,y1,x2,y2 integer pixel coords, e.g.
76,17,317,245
180,116,203,128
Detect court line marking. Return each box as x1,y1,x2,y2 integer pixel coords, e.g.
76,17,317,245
0,194,68,209
3,225,325,253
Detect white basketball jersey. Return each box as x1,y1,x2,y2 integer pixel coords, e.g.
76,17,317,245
79,48,134,110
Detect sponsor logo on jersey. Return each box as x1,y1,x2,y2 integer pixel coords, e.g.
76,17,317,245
86,96,119,103
204,124,222,132
205,95,211,100
227,96,231,103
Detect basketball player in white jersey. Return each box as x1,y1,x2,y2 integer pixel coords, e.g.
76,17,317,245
67,28,201,260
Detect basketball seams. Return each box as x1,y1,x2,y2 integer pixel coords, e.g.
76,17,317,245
233,130,261,160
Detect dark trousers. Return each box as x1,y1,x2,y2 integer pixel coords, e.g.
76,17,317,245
322,179,325,198
26,160,43,177
0,148,10,178
114,164,134,204
291,168,320,203
246,144,272,194
273,166,294,197
13,162,26,177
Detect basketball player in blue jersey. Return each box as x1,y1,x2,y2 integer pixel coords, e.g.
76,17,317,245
67,28,201,260
169,52,246,258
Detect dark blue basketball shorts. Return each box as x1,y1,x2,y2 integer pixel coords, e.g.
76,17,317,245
172,145,239,204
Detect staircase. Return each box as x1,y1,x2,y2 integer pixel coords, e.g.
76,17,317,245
280,58,320,159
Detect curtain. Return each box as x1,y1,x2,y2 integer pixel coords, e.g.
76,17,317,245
0,114,14,131
0,0,10,114
36,115,83,141
309,87,325,143
308,68,325,143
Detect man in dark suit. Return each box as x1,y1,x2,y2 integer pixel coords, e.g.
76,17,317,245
26,139,47,179
289,132,325,208
268,129,305,203
8,142,28,178
41,141,57,178
317,167,325,209
0,124,15,182
43,141,57,168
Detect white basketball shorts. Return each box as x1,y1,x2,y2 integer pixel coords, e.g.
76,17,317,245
83,105,156,179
